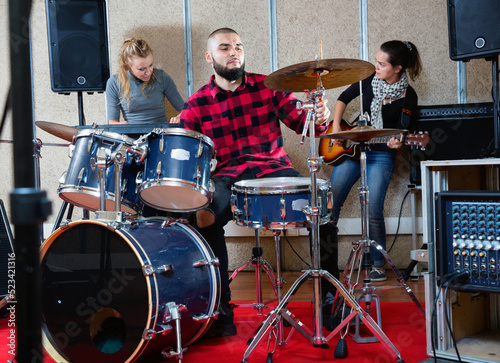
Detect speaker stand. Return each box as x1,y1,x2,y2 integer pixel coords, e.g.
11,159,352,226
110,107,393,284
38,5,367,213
78,91,86,126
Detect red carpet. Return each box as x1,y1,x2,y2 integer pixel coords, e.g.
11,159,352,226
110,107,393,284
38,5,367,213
1,301,427,362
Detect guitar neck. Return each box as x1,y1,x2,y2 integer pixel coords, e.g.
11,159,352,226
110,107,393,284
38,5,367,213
366,134,403,145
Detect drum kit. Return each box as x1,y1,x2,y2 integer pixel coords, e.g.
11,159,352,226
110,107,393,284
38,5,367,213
34,55,422,363
36,124,220,362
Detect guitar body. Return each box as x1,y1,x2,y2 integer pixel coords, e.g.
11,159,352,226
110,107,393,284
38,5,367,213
319,119,359,166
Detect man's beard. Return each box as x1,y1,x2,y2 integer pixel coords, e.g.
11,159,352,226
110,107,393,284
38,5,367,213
212,56,245,81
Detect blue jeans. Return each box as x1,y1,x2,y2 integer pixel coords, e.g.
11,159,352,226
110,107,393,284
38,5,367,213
329,150,395,267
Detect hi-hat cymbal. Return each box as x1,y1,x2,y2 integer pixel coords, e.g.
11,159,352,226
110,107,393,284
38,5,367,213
264,58,375,92
36,121,79,142
319,126,406,142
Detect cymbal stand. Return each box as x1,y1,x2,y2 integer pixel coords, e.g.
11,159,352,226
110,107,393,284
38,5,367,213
241,84,404,362
340,140,425,344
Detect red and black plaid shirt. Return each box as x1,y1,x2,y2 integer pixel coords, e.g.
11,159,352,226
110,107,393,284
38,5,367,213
180,72,329,177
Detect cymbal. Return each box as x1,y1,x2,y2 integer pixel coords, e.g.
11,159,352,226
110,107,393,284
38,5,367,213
35,121,79,142
319,126,406,142
264,58,375,92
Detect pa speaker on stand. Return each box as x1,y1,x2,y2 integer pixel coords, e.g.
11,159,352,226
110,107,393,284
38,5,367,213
447,0,500,61
46,0,110,92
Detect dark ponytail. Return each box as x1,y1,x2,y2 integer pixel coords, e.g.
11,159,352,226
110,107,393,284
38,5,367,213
380,40,422,81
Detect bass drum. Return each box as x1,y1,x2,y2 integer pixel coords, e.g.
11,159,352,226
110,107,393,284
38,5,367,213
40,218,220,362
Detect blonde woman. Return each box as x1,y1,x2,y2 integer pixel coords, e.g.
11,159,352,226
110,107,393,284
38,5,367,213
106,37,184,124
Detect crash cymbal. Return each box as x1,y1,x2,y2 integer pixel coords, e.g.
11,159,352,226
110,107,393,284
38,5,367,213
35,121,79,142
264,58,375,92
319,126,406,142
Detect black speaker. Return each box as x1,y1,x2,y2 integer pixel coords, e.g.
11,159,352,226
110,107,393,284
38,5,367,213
447,0,500,61
409,103,495,185
0,200,14,299
46,0,110,92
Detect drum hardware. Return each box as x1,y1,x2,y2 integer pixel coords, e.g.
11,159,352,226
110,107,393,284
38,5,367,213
161,302,189,361
242,57,406,363
193,258,220,268
58,129,144,216
320,129,425,344
40,218,221,362
142,264,173,276
229,229,278,313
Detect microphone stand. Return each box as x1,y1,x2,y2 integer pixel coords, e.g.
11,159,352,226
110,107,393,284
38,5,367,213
9,1,52,362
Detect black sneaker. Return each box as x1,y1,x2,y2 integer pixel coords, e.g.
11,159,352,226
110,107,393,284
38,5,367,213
322,290,336,331
205,302,237,337
370,268,387,282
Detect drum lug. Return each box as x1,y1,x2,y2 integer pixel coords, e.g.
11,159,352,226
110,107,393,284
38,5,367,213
68,143,75,158
196,166,201,189
280,197,286,220
193,257,220,268
160,218,177,228
121,178,128,194
191,312,217,323
58,171,67,184
88,135,93,154
210,158,217,172
77,168,87,185
136,170,143,186
143,323,173,340
156,161,162,179
59,220,71,229
142,264,173,276
197,140,203,158
230,194,241,216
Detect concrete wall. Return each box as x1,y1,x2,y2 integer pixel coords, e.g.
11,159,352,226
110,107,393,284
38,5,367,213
1,1,495,271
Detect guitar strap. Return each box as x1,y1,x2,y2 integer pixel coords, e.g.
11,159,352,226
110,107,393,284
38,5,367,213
399,97,410,143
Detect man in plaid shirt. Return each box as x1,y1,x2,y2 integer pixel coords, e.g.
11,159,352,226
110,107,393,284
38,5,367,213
179,28,337,337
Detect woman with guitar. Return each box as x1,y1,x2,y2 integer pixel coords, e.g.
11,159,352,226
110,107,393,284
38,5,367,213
327,40,422,282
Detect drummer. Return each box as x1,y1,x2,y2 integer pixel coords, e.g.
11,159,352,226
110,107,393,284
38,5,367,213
106,37,185,125
175,28,338,337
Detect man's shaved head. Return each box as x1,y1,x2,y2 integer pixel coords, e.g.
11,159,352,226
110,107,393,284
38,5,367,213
207,27,239,51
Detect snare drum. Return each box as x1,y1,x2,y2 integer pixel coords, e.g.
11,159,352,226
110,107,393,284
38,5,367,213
231,177,331,229
137,128,216,212
58,129,141,215
40,217,220,362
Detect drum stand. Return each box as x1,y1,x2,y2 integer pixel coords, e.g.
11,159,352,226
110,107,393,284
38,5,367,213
241,86,404,363
340,141,425,344
94,143,194,362
229,229,278,312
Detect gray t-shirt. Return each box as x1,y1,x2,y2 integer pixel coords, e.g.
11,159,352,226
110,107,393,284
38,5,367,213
106,69,184,124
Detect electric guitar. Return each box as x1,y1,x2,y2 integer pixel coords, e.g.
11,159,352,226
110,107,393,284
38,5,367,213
319,118,429,166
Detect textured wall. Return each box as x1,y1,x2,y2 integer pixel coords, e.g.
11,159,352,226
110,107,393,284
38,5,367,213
1,0,495,270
